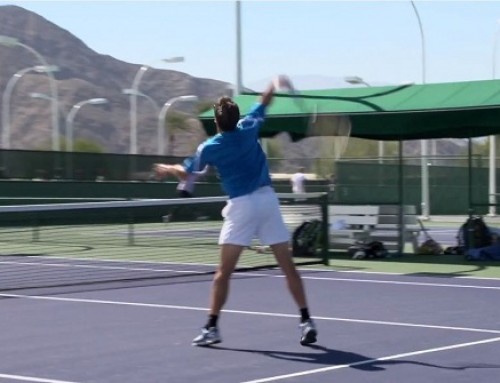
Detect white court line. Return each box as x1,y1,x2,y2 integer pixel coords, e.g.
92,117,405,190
1,293,499,335
0,260,208,275
240,336,500,383
331,269,500,281
294,276,500,290
8,254,500,282
0,373,78,383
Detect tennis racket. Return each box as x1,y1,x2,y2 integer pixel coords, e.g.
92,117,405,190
243,75,354,161
273,75,352,161
308,104,352,162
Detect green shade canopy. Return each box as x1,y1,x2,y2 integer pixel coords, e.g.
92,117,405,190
199,79,500,141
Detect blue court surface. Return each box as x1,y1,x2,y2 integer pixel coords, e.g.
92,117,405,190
0,263,499,383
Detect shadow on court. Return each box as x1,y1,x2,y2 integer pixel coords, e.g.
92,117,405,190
212,344,500,372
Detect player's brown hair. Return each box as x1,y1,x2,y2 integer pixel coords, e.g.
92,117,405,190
214,97,240,132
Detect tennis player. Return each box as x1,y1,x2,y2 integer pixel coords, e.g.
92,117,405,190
171,75,318,347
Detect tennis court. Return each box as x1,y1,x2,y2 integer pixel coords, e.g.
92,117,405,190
0,197,499,382
0,259,499,383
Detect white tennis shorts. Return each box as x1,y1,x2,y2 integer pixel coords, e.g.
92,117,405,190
219,186,290,246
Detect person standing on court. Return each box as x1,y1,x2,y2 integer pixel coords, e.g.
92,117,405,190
290,167,307,194
170,75,318,347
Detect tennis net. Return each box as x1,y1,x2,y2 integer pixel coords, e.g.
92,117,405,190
0,193,329,292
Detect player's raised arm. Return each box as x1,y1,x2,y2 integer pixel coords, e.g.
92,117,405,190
260,75,293,106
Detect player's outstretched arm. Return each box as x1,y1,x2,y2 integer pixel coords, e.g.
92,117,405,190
152,163,187,180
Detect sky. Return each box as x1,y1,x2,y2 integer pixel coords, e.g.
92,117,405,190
2,0,500,90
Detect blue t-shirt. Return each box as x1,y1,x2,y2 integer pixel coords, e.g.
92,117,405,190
184,103,272,199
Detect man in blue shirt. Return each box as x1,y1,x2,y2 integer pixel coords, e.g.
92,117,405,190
174,76,317,347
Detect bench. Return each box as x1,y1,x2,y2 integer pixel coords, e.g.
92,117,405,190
329,205,379,249
371,205,421,252
329,204,421,253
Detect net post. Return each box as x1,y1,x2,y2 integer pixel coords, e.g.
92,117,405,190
30,213,40,242
127,211,134,246
319,192,330,265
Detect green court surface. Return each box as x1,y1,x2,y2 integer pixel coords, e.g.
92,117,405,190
1,216,499,288
0,221,282,267
324,254,500,279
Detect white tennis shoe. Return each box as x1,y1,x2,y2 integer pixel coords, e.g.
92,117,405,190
299,319,318,345
192,327,222,346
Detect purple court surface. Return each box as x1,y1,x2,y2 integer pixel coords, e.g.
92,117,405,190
0,264,499,383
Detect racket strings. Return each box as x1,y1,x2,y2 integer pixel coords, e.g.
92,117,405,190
307,104,352,161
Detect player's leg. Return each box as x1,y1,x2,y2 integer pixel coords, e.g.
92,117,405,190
192,244,243,347
192,197,255,346
270,242,317,345
210,244,243,316
257,188,318,345
270,241,308,308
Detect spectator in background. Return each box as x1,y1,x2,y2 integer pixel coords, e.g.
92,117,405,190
290,167,306,194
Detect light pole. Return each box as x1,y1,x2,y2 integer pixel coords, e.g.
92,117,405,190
127,57,185,155
344,76,371,87
2,65,58,149
122,88,160,115
410,1,429,219
488,20,500,216
235,0,243,96
344,76,385,163
0,35,60,151
158,95,198,156
63,97,107,179
30,92,66,119
65,98,108,152
123,88,161,154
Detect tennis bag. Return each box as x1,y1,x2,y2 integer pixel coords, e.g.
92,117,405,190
458,216,492,250
349,240,388,259
292,220,322,257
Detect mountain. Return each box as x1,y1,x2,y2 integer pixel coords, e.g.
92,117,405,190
0,5,466,158
0,5,229,154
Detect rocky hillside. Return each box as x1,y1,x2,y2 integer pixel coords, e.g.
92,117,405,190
0,5,228,154
0,5,466,162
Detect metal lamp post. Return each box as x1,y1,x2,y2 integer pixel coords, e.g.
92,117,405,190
122,88,160,115
0,35,60,151
158,95,198,156
2,65,58,149
488,20,500,216
65,98,108,152
410,1,429,219
64,97,107,179
127,57,185,155
344,76,371,87
235,0,243,96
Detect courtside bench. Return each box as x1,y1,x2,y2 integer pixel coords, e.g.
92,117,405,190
370,205,421,253
329,205,379,250
328,204,421,253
